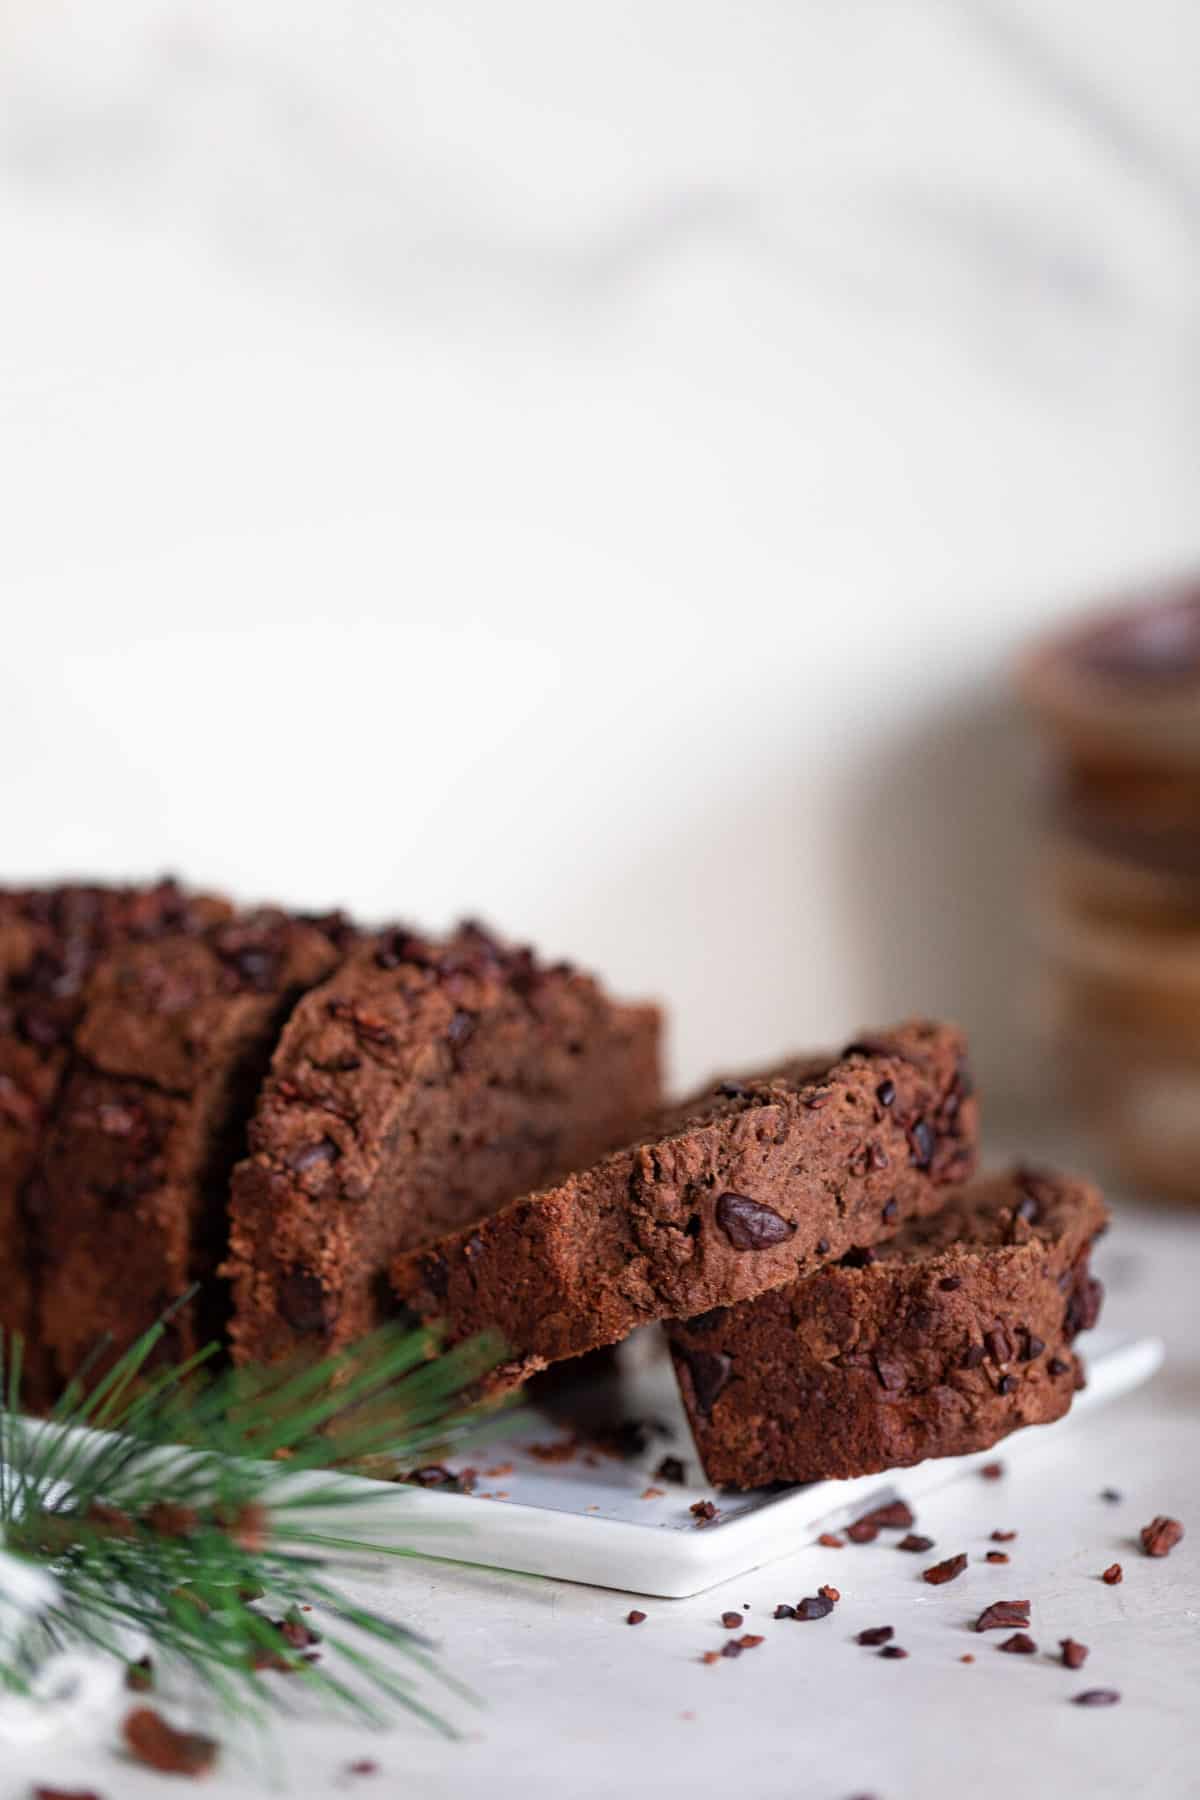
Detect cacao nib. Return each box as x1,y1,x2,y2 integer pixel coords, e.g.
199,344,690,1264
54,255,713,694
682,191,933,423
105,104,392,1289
923,1554,967,1585
286,1137,339,1175
123,1707,218,1776
1140,1515,1183,1557
677,1349,732,1415
277,1270,327,1333
794,1596,834,1621
975,1601,1030,1632
857,1500,915,1531
714,1192,795,1251
908,1118,935,1169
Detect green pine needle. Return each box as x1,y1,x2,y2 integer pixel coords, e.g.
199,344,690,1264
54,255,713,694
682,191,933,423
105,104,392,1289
0,1307,504,1735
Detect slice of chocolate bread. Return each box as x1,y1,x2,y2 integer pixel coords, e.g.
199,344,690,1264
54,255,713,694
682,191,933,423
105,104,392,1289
0,881,230,1396
391,1021,975,1388
32,907,352,1386
224,925,662,1367
667,1167,1107,1487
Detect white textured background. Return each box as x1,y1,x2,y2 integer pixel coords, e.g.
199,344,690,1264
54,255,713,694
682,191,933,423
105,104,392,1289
3,0,1200,1098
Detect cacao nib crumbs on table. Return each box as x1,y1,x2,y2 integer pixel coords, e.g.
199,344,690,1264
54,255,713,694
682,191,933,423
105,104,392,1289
1060,1639,1089,1670
1140,1515,1184,1557
998,1633,1037,1654
980,1462,1005,1480
1100,1488,1122,1503
627,1611,647,1626
845,1521,879,1544
818,1585,840,1603
33,1790,103,1800
347,1762,380,1777
721,1611,742,1630
1101,1564,1123,1585
856,1626,894,1646
991,1530,1016,1542
856,1500,915,1531
690,1500,720,1526
720,1640,743,1658
960,1654,975,1664
818,1532,845,1549
123,1707,218,1777
923,1553,968,1585
773,1604,796,1619
897,1534,933,1553
641,1487,665,1500
975,1601,1030,1633
1073,1689,1121,1706
985,1552,1010,1565
701,1651,722,1665
738,1634,764,1649
794,1595,835,1621
879,1645,909,1659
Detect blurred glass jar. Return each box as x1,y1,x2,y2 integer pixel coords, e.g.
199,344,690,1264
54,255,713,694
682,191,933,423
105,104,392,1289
1019,584,1200,1199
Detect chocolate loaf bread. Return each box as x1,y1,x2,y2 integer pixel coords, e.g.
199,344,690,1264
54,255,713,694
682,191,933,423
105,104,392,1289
391,1021,975,1388
668,1167,1107,1487
224,924,662,1367
33,907,352,1385
0,881,230,1395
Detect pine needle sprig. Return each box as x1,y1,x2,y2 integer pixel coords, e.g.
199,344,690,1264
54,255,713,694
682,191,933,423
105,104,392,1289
0,1307,504,1734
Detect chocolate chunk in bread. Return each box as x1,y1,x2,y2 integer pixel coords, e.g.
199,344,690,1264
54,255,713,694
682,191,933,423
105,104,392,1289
224,924,662,1367
391,1021,975,1388
33,907,351,1386
667,1166,1107,1487
0,881,230,1399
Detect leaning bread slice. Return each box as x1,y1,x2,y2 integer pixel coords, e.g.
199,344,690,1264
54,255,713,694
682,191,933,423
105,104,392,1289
667,1166,1107,1488
392,1021,976,1388
225,925,662,1368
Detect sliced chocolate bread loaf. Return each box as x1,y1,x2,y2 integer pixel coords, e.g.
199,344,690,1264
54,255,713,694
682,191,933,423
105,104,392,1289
224,924,662,1367
668,1167,1107,1487
391,1021,975,1388
33,907,352,1386
0,881,230,1396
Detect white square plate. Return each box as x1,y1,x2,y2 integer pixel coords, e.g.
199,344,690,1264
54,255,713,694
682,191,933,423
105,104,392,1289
317,1328,1163,1597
